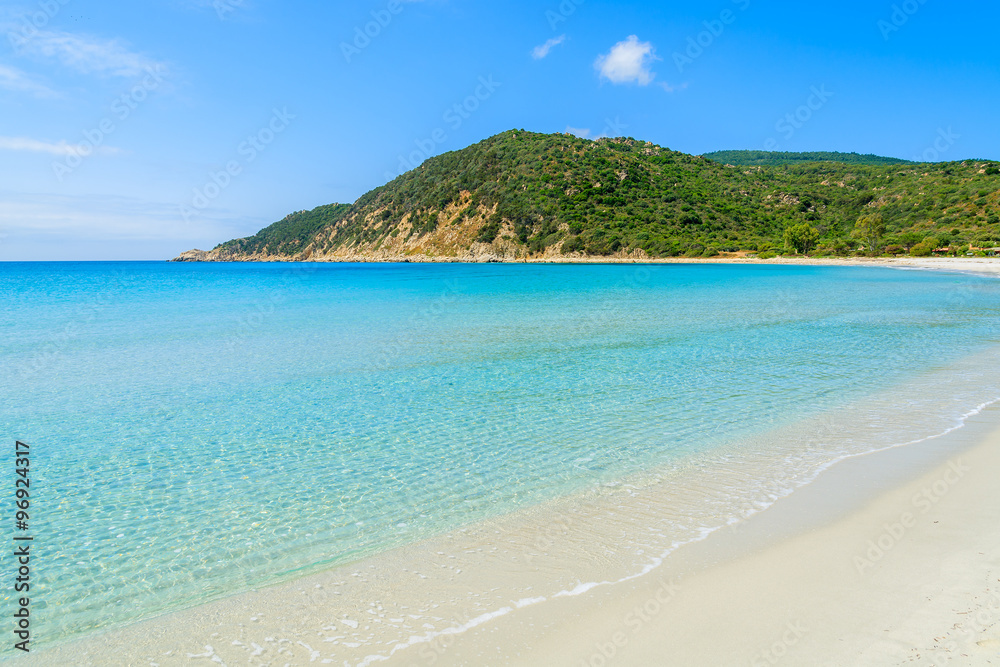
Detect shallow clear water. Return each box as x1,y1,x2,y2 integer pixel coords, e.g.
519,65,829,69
2,261,1000,650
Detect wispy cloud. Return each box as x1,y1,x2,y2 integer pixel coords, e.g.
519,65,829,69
16,30,167,78
0,191,242,242
532,34,566,60
595,35,658,86
0,136,76,155
0,190,264,260
565,126,591,138
0,64,56,97
0,136,121,156
659,81,687,93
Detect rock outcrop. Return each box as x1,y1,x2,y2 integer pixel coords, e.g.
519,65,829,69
171,249,211,262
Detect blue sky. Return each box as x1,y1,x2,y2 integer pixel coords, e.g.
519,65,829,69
2,0,998,260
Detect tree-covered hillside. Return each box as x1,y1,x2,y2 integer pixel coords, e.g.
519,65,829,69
703,150,914,167
215,204,351,258
203,130,1000,261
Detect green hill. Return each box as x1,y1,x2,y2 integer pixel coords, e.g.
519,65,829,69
703,150,915,167
186,130,999,262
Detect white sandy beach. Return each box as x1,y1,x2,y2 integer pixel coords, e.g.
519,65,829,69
286,254,1000,279
700,256,1000,277
442,410,1000,666
545,256,1000,278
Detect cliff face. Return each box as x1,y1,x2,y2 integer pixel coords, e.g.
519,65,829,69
176,209,645,263
209,194,522,262
171,130,1000,262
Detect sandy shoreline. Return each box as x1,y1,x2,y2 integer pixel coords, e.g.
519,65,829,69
441,409,1000,666
25,399,1000,665
179,253,1000,278
679,256,1000,277
524,424,999,665
518,256,1000,278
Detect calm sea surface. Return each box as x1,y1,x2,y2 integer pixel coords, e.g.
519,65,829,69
2,261,1000,650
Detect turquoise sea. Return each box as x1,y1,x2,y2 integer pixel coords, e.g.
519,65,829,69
2,261,1000,653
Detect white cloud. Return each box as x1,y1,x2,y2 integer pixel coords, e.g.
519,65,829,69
0,64,56,97
17,30,166,78
532,35,566,59
565,126,591,138
594,35,658,86
0,136,121,156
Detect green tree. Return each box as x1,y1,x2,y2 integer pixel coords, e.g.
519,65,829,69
897,231,923,251
854,213,886,254
831,238,850,256
784,223,819,254
910,241,935,257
